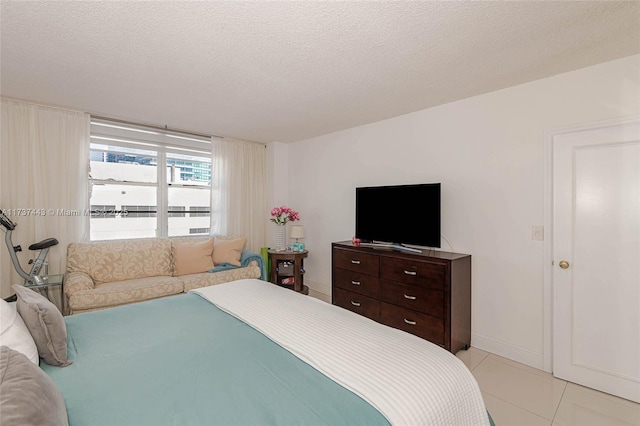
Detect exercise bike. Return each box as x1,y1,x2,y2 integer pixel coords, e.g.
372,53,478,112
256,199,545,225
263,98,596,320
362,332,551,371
0,209,58,286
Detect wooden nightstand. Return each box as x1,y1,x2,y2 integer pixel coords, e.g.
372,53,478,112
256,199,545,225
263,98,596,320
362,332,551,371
268,250,308,294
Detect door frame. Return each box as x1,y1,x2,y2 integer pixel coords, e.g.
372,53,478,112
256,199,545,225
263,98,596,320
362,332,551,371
543,115,640,373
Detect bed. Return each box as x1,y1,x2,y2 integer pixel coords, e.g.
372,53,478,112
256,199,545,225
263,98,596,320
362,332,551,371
10,278,493,425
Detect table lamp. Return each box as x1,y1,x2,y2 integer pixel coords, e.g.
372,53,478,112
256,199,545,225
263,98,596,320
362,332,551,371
289,225,305,251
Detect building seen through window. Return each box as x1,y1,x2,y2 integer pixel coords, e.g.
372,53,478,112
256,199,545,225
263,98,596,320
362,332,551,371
89,118,212,240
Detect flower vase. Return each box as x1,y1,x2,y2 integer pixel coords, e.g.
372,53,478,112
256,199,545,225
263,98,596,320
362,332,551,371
273,224,286,251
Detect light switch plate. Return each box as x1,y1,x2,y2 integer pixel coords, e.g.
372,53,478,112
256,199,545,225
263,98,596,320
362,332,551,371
532,226,544,241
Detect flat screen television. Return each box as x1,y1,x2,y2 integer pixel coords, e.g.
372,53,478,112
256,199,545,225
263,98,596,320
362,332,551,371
355,183,441,252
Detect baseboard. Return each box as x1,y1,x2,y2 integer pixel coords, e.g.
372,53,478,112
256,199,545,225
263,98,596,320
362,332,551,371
472,332,547,372
309,285,547,371
306,281,331,303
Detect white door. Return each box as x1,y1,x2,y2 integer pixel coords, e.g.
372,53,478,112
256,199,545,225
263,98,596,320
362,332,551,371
552,118,640,403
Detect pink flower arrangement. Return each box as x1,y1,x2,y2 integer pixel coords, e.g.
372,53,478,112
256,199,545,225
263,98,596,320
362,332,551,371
270,206,300,225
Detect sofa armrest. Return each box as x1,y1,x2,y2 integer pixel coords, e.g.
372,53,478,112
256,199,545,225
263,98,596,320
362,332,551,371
240,250,266,280
64,271,95,297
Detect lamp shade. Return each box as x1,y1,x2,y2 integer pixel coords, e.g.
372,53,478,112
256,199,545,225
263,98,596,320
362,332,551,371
289,225,305,239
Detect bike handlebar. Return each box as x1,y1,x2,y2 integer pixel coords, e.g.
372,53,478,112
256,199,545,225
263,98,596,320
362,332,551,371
0,210,16,231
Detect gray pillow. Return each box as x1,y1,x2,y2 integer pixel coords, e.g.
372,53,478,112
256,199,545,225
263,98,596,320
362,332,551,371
0,345,69,426
12,285,72,367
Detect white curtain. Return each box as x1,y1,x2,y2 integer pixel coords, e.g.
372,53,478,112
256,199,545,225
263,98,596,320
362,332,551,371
0,98,90,300
210,137,266,253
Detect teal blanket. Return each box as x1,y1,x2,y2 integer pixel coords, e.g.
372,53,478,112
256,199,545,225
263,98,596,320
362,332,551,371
209,249,267,280
42,294,388,426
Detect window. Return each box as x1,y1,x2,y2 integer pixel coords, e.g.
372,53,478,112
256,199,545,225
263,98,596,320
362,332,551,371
189,206,210,217
89,118,212,240
168,206,186,218
122,205,157,218
189,227,211,235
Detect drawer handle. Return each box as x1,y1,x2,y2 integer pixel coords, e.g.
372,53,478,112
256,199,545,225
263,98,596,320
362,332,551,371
404,319,417,325
351,280,361,285
404,294,416,300
351,260,361,264
403,270,417,276
351,301,361,307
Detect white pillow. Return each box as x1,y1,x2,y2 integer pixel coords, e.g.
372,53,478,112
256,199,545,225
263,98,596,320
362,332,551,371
0,298,39,365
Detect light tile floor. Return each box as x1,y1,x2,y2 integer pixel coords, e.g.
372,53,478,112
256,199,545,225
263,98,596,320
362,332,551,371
456,347,640,426
308,291,640,425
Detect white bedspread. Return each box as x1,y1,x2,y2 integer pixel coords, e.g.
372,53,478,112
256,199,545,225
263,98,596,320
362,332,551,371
191,279,490,426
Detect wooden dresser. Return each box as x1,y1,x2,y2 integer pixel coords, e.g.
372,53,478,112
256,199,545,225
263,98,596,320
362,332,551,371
331,241,471,353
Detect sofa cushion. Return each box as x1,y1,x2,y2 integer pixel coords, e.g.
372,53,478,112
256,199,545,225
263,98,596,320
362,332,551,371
12,285,71,367
182,263,262,292
67,276,183,312
172,238,214,276
212,237,246,266
0,346,69,426
66,238,172,283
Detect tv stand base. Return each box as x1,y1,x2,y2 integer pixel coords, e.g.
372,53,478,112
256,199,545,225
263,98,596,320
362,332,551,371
359,242,423,254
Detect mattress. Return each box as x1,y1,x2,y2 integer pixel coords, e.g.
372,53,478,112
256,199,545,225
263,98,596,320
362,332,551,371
42,278,491,425
41,291,388,425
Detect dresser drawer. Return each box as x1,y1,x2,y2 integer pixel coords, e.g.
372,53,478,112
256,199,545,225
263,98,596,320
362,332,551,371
380,280,445,318
333,287,379,321
333,248,379,276
379,302,445,346
380,257,445,290
334,268,380,298
332,241,471,354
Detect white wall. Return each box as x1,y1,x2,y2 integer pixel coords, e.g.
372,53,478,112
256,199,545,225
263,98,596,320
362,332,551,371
266,142,290,247
280,54,640,369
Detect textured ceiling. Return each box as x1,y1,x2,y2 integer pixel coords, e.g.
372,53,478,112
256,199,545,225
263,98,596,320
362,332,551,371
1,1,639,143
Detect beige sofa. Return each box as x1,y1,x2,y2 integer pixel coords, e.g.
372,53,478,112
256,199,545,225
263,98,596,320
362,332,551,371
64,236,262,314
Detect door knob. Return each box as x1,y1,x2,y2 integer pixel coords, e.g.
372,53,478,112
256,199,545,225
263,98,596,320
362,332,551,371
559,260,570,269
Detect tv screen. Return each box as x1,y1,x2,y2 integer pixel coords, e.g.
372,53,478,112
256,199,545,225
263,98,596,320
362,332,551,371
355,183,441,248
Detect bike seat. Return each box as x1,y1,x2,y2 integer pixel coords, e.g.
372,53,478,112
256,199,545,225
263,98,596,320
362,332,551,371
29,238,59,250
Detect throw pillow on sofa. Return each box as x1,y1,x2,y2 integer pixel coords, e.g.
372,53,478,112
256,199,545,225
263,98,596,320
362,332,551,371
212,237,246,266
172,238,215,276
